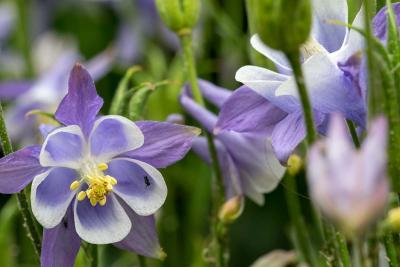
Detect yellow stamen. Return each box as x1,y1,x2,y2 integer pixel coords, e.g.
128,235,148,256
90,198,97,206
98,163,108,171
99,197,107,206
69,181,80,191
77,191,87,201
109,176,117,185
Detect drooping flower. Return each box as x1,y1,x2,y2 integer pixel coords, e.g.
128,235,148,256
180,80,285,205
307,114,389,234
0,64,200,265
217,0,367,163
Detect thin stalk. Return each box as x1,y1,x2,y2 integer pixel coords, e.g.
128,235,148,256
179,31,226,267
335,231,351,267
384,233,399,267
283,173,316,266
346,120,360,148
352,238,367,267
285,50,316,145
0,103,41,259
88,244,98,267
16,0,34,78
138,255,147,267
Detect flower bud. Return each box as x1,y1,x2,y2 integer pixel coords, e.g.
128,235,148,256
155,0,201,33
387,208,400,231
287,154,303,176
218,196,244,224
249,0,312,52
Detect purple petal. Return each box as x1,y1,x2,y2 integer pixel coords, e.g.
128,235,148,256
0,145,46,194
41,207,81,267
218,131,285,203
114,205,164,259
89,116,144,163
311,0,348,52
276,54,366,128
31,168,77,228
197,80,232,108
74,194,131,244
180,91,217,132
40,125,85,169
39,124,58,139
106,158,167,216
191,137,243,200
121,121,200,168
271,112,306,163
215,86,287,135
373,3,400,42
0,81,32,100
55,63,103,137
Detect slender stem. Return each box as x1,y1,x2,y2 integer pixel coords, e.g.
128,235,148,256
179,31,226,267
88,244,98,267
352,238,366,267
16,0,34,78
285,50,316,145
384,233,399,267
0,103,42,259
335,231,351,267
138,255,147,267
346,120,360,148
283,173,315,265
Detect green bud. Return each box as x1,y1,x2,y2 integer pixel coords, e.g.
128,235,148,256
155,0,201,33
251,0,312,53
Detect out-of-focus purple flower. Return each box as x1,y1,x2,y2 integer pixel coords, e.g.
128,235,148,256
0,64,199,265
0,40,115,146
218,0,367,163
373,3,400,43
180,80,285,205
307,114,389,234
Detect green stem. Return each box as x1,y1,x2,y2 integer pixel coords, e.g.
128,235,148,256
0,103,41,259
88,244,98,267
138,255,147,267
283,173,315,265
335,232,351,267
346,120,360,148
285,50,316,145
384,233,399,267
179,31,226,267
352,238,366,267
16,0,34,78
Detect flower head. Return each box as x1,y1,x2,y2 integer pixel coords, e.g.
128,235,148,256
217,0,367,163
180,80,285,205
307,114,389,234
0,64,199,265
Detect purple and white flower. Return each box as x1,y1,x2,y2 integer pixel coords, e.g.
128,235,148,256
0,64,199,265
217,0,367,163
180,80,285,205
307,114,389,234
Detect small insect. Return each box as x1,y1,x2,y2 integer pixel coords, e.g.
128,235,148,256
144,176,151,187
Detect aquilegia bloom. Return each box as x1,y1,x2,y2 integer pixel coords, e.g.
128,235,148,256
217,0,366,163
180,80,285,205
0,64,199,266
307,114,389,234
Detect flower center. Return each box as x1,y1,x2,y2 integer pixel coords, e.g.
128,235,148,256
69,161,117,207
300,37,327,61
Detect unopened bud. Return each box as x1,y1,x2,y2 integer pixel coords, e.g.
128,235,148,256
155,0,201,33
387,207,400,231
218,196,244,224
250,0,312,52
287,154,303,176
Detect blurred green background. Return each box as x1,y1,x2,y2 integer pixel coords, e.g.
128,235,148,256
0,0,367,266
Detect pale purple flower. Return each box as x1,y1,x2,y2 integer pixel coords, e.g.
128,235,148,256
180,80,285,205
307,114,389,233
373,3,400,43
0,64,199,265
0,46,114,146
217,0,367,163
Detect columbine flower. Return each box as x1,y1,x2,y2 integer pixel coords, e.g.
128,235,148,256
307,114,389,234
180,80,285,205
0,64,199,265
217,0,367,163
0,43,114,145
